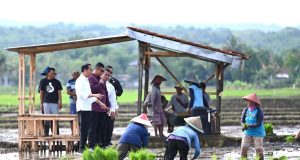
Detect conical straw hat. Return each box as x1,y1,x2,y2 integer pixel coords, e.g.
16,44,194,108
184,74,199,84
242,93,262,106
130,113,152,126
174,84,184,90
151,75,167,84
184,117,202,132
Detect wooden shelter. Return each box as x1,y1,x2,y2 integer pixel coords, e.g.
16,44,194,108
7,27,249,151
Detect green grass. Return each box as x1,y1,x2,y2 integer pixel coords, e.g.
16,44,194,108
0,87,299,106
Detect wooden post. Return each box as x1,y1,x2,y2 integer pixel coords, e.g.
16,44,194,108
18,52,25,150
29,53,36,114
144,55,150,100
137,42,146,115
144,46,151,100
215,63,224,134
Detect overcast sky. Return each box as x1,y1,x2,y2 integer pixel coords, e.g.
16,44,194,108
1,0,299,27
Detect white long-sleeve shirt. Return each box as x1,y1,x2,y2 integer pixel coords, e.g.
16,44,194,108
75,74,97,112
106,81,119,112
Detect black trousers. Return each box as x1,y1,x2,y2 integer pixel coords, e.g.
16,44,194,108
78,111,91,151
191,108,211,134
88,111,106,148
164,139,189,160
103,115,114,146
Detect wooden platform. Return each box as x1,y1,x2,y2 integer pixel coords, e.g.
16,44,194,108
18,114,79,152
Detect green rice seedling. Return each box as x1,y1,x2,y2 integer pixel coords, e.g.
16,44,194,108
264,123,274,136
83,147,93,160
104,147,118,160
212,154,218,160
129,148,156,160
59,154,75,160
92,146,105,160
240,157,247,160
285,135,296,143
278,156,288,160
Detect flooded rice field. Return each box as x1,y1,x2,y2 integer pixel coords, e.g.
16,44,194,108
0,125,299,159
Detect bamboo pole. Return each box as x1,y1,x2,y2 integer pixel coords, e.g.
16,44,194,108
155,57,188,93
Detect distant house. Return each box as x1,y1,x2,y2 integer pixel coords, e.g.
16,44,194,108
275,69,289,79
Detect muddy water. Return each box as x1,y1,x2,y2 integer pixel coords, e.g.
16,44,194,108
1,126,300,159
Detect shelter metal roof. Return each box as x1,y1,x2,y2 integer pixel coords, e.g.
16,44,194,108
6,27,249,68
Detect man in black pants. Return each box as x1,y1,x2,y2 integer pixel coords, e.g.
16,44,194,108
75,63,105,152
105,66,122,146
88,63,110,149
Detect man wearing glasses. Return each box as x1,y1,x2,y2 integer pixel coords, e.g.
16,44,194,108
39,67,63,136
88,62,110,149
107,65,123,97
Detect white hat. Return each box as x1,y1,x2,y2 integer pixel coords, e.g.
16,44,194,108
130,113,152,127
184,117,203,132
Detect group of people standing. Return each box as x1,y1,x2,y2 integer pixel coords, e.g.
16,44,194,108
38,63,123,153
38,67,275,159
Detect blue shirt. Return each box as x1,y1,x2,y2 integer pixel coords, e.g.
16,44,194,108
66,78,76,102
170,125,201,159
243,108,266,137
189,84,204,108
119,123,149,148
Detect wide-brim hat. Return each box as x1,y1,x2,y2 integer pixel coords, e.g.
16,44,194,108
40,66,50,76
242,93,262,106
174,84,184,90
151,75,167,84
184,117,202,132
184,74,199,84
130,113,152,127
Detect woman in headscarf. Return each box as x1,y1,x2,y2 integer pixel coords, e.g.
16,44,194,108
240,93,265,160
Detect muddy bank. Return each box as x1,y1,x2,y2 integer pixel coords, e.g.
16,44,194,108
1,142,300,160
1,126,299,159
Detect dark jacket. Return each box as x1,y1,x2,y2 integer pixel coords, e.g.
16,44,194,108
109,77,123,97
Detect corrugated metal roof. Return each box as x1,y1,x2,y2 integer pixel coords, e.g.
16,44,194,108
6,26,249,67
127,27,249,60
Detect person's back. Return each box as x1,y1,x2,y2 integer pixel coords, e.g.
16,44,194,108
119,123,148,147
165,117,201,160
189,84,204,108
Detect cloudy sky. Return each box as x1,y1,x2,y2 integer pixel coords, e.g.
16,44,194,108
1,0,299,27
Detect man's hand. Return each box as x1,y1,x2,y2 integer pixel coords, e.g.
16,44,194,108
97,100,108,110
242,124,248,131
94,94,104,100
40,104,44,112
110,111,116,119
58,103,62,110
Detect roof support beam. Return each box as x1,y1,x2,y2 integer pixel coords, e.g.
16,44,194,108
155,57,188,93
145,51,185,57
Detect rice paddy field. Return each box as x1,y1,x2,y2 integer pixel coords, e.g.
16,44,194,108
0,86,299,106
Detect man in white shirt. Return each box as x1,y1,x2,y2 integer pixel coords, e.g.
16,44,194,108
104,67,119,146
75,63,107,152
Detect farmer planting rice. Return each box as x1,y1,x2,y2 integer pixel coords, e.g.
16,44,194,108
240,93,265,160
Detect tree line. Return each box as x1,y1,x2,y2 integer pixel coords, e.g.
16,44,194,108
0,23,299,88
